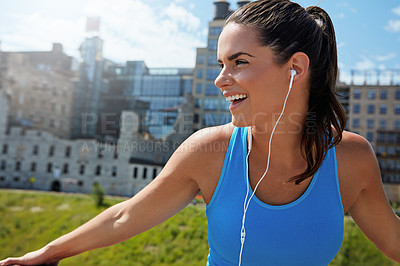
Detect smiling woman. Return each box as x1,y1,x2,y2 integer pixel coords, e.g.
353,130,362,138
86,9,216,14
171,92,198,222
1,1,400,266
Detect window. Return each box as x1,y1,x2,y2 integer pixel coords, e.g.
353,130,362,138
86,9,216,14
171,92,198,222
380,90,387,99
206,69,220,81
209,27,222,36
366,132,374,142
204,99,219,111
143,168,147,179
395,105,400,115
63,163,69,174
197,54,205,64
396,90,400,100
208,39,218,50
377,146,386,155
352,118,360,128
395,120,400,130
95,165,102,176
353,89,361,99
380,104,387,114
196,69,203,79
79,165,85,175
196,83,202,94
49,119,55,128
153,168,158,179
133,167,138,179
112,166,117,177
379,119,387,129
195,99,202,108
220,98,230,111
31,162,36,172
49,145,55,157
208,54,218,65
205,84,219,95
220,114,232,124
203,113,219,126
33,145,39,155
352,104,360,114
367,119,374,129
47,163,53,173
367,104,375,114
15,161,21,171
65,146,71,158
378,132,385,142
2,144,8,154
114,149,118,159
0,160,6,170
388,132,395,143
368,89,376,99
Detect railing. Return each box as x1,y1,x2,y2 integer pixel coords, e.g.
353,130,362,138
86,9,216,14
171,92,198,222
339,69,400,86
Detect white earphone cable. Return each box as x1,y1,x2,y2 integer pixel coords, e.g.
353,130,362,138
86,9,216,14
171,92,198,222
238,71,295,266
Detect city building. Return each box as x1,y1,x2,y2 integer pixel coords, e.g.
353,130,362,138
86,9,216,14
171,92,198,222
0,89,163,196
376,129,400,202
99,61,193,142
347,76,400,149
0,89,194,196
0,44,77,139
192,1,250,130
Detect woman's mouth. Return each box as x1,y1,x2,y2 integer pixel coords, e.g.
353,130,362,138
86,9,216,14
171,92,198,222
226,94,248,109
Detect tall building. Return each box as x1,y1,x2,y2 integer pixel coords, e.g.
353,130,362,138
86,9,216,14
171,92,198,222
0,44,76,139
99,61,193,142
71,18,117,140
193,1,249,130
347,80,400,148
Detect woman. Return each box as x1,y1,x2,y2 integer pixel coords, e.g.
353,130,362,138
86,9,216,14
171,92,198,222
1,1,399,265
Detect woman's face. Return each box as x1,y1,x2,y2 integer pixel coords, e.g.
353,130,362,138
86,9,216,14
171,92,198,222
215,22,291,128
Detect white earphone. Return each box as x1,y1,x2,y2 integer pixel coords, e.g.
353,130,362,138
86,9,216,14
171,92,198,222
238,69,296,266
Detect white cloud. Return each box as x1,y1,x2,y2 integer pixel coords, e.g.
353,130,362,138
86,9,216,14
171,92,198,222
385,19,400,32
374,52,396,62
393,6,400,16
0,13,84,57
335,13,345,19
0,0,206,68
81,0,204,67
355,55,375,70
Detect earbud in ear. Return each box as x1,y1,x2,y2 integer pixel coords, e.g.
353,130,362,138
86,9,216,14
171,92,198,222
290,69,297,77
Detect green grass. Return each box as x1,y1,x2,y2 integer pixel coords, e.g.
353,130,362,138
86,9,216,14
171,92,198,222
0,189,397,265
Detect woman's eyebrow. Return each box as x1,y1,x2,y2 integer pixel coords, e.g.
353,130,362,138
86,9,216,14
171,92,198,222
217,52,255,63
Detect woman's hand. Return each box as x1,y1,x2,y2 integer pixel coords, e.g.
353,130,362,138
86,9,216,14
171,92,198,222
0,246,59,266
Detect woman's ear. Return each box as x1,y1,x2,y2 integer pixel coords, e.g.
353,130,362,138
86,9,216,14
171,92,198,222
289,52,310,82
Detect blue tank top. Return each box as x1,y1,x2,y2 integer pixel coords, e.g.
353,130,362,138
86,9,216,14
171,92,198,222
206,127,344,265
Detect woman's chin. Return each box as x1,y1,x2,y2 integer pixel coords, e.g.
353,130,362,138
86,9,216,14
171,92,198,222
231,117,251,128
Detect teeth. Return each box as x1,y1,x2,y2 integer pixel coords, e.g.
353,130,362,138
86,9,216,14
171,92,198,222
225,94,248,101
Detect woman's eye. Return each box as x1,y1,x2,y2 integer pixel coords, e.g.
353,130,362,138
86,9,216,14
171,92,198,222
236,60,248,66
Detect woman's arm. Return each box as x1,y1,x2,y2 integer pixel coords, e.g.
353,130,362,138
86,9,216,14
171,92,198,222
0,126,224,265
341,133,400,262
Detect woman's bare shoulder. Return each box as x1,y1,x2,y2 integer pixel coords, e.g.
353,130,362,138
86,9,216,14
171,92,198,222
178,123,234,155
168,123,235,175
335,130,380,198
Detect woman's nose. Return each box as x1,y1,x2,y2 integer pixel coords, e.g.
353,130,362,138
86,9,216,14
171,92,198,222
214,68,234,90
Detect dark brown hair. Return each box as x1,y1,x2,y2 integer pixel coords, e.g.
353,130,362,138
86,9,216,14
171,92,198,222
227,0,347,184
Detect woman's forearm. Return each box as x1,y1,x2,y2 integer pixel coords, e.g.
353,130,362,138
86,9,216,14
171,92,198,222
43,201,132,261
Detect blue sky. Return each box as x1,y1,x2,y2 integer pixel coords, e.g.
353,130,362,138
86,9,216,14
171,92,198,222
0,0,399,83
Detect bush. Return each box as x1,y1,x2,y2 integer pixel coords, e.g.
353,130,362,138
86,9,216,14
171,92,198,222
91,183,105,207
